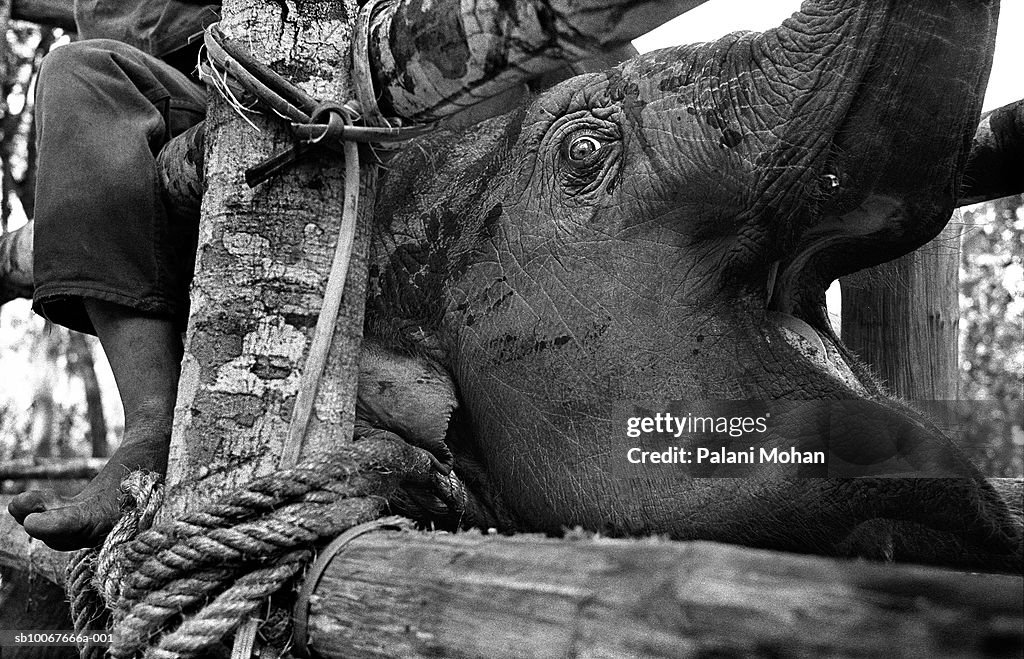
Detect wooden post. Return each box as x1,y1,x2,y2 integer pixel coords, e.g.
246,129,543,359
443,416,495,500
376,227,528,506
162,0,376,516
840,222,961,402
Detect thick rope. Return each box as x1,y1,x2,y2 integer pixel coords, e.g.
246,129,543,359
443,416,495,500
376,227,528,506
144,550,311,659
65,434,455,659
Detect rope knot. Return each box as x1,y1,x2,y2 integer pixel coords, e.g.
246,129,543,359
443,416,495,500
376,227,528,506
200,2,435,187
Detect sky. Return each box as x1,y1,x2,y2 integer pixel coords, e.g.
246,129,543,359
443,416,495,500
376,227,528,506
633,0,1023,112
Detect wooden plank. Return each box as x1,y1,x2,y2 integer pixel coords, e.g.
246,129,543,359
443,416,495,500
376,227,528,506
305,530,1023,658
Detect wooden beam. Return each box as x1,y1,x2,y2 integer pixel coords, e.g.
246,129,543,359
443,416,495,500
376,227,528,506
302,529,1023,658
958,99,1024,206
10,0,74,31
367,0,711,121
3,494,1020,658
0,457,105,480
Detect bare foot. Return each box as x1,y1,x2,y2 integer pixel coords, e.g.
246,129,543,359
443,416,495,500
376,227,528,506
8,416,170,551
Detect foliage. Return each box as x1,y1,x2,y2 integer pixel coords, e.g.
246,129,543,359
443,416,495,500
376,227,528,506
0,22,116,494
957,194,1024,477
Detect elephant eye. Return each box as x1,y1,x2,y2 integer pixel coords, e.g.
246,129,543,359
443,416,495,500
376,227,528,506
566,134,602,161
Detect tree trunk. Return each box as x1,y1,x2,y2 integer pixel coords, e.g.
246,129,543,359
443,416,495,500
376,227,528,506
1,0,10,232
162,0,375,516
66,332,108,458
840,222,961,402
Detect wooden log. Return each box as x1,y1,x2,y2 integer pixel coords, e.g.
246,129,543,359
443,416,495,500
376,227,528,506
303,529,1023,658
2,486,1021,657
9,0,74,31
0,504,69,587
154,1,707,210
2,499,1020,659
0,457,105,480
366,0,710,121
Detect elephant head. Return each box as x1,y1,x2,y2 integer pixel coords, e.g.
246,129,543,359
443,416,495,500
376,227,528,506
368,0,1021,569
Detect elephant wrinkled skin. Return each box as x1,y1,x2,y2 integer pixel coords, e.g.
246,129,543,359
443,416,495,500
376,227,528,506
356,0,1022,572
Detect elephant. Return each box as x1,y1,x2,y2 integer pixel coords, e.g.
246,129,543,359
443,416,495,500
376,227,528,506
354,0,1023,571
0,0,1019,570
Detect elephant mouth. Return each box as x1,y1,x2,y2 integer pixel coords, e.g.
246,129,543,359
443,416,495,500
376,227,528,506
767,192,911,337
765,246,870,393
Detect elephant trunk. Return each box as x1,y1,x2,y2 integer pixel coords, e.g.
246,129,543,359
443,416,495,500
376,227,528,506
747,0,999,282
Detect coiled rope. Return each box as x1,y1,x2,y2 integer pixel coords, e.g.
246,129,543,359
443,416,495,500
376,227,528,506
67,437,462,658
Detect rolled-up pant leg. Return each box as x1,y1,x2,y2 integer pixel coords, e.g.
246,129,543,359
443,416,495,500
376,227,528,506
32,39,206,335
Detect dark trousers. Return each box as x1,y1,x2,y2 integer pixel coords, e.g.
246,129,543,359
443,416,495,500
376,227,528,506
32,39,206,334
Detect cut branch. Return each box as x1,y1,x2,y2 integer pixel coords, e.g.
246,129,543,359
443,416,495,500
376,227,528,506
0,457,105,480
10,0,74,31
959,99,1024,206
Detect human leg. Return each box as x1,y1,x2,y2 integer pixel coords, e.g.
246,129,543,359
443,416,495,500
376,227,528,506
7,40,205,550
9,302,182,550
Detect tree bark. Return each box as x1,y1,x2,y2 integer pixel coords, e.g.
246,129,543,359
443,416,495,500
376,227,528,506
840,222,961,402
162,0,375,516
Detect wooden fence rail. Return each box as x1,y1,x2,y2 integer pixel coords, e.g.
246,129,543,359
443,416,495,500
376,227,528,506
1,496,1020,659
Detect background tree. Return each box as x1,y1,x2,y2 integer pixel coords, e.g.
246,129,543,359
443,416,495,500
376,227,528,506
957,193,1024,477
0,13,113,493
